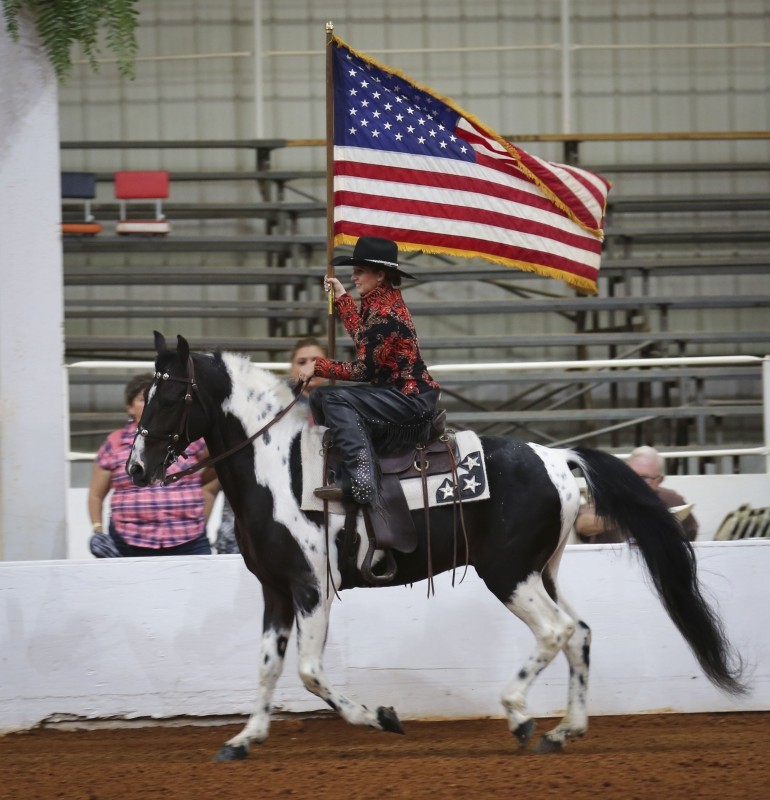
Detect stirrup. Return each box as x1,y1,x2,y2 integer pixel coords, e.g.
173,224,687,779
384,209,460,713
361,507,397,585
314,484,344,502
361,540,398,585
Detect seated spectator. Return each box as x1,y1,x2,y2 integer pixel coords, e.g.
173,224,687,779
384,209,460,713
214,338,327,554
88,373,220,557
575,445,698,543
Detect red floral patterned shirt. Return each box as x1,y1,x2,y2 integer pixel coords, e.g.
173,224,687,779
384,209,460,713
313,285,440,396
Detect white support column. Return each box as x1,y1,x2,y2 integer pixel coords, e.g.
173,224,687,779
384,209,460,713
253,0,264,138
763,356,770,474
0,13,68,560
560,0,573,134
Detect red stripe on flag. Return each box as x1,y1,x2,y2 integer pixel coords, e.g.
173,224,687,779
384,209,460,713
457,121,607,231
513,147,606,230
335,159,584,223
555,163,609,215
334,189,602,254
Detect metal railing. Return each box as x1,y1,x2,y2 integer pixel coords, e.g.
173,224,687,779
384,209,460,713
66,354,770,473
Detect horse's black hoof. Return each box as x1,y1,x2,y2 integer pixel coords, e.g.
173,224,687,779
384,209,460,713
377,706,405,734
534,735,564,754
512,718,537,748
213,743,249,761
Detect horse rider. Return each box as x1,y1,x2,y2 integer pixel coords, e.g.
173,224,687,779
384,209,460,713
296,236,441,512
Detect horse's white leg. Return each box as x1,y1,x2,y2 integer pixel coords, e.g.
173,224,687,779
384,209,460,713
215,588,295,761
499,572,577,749
295,593,404,734
537,592,591,753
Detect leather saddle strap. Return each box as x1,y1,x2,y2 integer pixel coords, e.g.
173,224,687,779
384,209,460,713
320,440,340,600
417,446,435,598
446,441,470,586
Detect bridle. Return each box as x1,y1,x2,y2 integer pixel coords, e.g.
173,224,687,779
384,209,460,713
135,354,308,486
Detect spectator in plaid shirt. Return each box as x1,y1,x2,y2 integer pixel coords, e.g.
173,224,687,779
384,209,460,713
88,373,219,557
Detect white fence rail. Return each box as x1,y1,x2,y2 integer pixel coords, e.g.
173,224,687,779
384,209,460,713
66,354,770,471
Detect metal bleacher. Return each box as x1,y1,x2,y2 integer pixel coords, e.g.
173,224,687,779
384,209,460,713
61,133,770,466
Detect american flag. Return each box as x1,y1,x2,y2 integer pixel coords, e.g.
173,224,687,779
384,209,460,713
331,37,610,293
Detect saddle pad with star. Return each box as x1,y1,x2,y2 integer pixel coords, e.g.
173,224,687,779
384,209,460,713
300,426,489,515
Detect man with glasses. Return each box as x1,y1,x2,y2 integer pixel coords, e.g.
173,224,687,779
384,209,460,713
574,446,698,543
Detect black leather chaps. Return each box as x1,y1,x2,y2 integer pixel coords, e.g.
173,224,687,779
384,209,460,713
310,385,440,507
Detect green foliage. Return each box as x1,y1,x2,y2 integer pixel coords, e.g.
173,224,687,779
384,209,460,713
2,0,140,81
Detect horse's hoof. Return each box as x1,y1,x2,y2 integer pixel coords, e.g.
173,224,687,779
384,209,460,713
534,735,564,754
512,718,537,748
377,706,405,734
213,743,249,761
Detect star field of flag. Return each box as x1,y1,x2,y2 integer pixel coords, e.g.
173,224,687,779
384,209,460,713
334,48,475,163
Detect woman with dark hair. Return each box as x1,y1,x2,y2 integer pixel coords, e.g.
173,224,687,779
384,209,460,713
88,373,218,557
296,236,441,510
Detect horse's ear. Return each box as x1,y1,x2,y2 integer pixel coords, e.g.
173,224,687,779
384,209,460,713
176,334,190,365
154,331,168,353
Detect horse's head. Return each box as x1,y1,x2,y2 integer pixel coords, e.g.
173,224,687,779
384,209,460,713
126,332,210,487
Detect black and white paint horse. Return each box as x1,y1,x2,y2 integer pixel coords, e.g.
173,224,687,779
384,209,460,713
127,334,745,760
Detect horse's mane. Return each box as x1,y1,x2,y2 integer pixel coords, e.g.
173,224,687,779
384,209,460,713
218,349,294,405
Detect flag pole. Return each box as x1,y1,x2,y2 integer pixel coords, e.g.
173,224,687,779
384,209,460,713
324,21,336,360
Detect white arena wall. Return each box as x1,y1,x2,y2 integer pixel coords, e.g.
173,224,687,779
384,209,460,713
2,541,768,735
65,472,770,560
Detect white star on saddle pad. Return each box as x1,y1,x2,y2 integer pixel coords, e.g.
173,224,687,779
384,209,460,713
463,475,481,493
439,482,457,500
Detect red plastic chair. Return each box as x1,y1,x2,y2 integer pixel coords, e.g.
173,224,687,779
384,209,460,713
114,170,171,234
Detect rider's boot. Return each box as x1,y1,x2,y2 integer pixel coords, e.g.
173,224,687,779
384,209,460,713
312,400,381,509
309,399,395,584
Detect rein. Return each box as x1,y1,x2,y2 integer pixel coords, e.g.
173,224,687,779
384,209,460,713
137,356,309,486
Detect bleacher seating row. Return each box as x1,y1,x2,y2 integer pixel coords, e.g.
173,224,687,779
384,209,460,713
62,257,770,285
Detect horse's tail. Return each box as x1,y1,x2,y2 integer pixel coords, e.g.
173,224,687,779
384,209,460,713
569,446,747,696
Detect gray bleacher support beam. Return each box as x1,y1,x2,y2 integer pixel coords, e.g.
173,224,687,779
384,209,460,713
0,17,68,560
764,356,770,474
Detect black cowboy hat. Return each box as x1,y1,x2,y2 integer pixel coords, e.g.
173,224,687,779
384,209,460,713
331,236,416,281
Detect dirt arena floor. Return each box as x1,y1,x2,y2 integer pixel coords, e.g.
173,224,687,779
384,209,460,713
1,711,768,800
